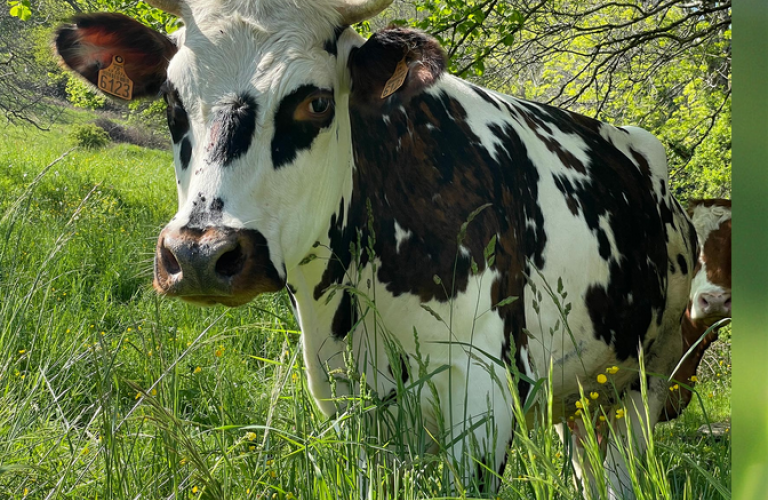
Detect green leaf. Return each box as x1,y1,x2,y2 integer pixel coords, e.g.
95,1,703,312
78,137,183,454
9,0,32,21
495,296,519,308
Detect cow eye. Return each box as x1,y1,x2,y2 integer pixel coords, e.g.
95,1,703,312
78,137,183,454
308,96,331,115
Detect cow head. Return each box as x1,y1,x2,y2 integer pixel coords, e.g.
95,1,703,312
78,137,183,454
688,199,732,324
55,0,446,307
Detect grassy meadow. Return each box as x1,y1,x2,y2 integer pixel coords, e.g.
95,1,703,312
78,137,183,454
0,106,730,499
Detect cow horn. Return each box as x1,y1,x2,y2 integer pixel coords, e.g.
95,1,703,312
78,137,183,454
337,0,393,25
146,0,183,17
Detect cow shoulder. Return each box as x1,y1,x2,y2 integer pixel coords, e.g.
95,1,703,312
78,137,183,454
348,26,446,110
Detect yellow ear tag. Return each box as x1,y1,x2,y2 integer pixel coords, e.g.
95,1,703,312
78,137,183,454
98,55,134,100
380,56,409,99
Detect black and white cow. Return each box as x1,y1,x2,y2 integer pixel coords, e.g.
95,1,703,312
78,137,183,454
55,0,697,496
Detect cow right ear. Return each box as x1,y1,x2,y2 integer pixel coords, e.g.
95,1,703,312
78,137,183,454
348,26,446,111
55,13,177,100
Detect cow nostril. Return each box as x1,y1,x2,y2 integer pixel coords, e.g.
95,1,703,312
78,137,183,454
161,244,181,275
724,297,732,310
215,244,245,278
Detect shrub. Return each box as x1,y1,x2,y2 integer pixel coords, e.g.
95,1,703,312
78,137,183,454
65,77,106,110
70,123,110,149
93,118,168,150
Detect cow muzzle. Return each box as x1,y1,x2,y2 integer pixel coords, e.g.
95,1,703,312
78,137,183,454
692,291,732,323
153,226,285,306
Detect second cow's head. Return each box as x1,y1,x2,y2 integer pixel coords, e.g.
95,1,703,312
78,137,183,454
56,0,445,307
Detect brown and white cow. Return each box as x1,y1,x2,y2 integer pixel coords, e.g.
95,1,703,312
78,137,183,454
55,0,697,496
661,198,732,422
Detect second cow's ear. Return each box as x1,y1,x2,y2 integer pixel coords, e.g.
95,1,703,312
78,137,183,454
55,13,177,100
348,26,446,110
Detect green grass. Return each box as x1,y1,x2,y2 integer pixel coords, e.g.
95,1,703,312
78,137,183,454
0,110,730,499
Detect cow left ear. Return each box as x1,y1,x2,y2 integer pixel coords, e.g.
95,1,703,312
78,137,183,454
349,26,446,110
55,13,177,100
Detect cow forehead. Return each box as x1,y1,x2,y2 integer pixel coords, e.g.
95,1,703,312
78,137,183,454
184,0,343,31
689,202,731,245
168,15,338,109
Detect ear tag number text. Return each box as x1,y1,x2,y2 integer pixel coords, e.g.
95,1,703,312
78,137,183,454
98,55,134,100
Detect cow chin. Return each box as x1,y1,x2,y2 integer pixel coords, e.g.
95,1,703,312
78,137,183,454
179,294,258,308
154,281,283,308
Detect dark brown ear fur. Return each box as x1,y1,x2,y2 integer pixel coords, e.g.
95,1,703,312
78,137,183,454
55,13,177,99
349,26,446,111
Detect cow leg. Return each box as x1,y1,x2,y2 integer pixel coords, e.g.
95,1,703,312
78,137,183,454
559,381,667,500
438,361,515,494
556,419,610,496
601,387,664,500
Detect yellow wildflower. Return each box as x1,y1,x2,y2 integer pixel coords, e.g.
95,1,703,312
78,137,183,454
606,366,619,374
135,392,141,400
689,375,698,382
590,392,599,400
18,349,26,355
615,408,625,419
597,374,607,384
246,431,257,440
599,415,607,422
215,349,224,358
194,366,202,374
192,486,198,494
670,384,679,391
575,401,583,409
151,389,157,396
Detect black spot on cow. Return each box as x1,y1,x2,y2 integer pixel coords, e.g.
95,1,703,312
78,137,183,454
165,87,189,144
677,253,688,275
210,197,224,213
323,25,346,56
597,229,611,260
286,284,297,309
180,137,192,170
184,192,223,230
331,286,358,340
314,198,364,301
469,84,500,110
272,85,335,169
386,353,410,385
206,93,258,167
